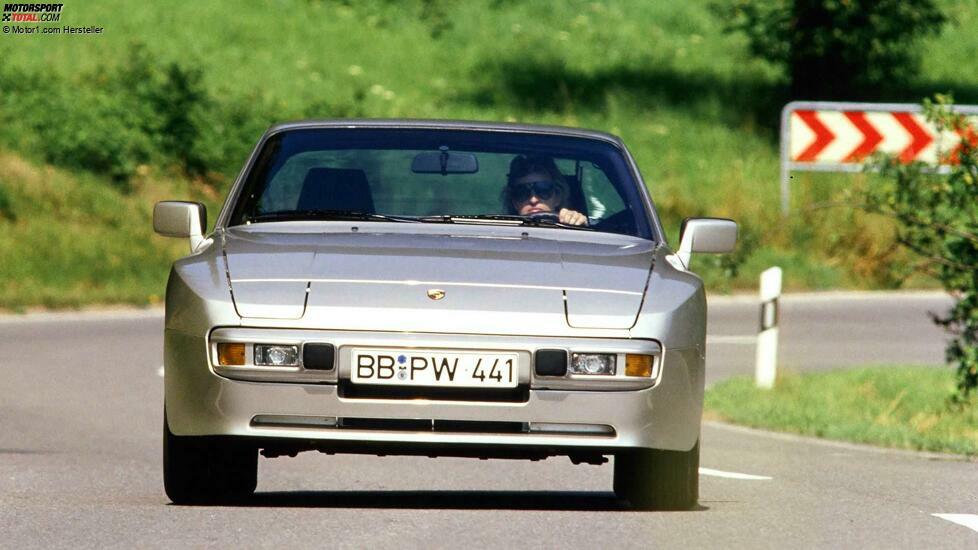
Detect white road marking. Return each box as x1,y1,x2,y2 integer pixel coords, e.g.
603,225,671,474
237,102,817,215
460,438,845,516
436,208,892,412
707,289,948,305
933,514,978,534
705,421,968,461
706,335,755,345
698,467,772,480
157,365,164,377
0,307,164,324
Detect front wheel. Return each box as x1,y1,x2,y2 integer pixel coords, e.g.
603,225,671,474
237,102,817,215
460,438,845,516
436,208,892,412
163,411,257,505
613,440,699,511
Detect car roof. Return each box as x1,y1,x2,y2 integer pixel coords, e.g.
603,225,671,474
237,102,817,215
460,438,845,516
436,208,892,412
266,119,626,148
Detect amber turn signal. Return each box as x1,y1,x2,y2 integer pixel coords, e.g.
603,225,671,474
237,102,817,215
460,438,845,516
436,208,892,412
217,343,246,366
625,354,653,377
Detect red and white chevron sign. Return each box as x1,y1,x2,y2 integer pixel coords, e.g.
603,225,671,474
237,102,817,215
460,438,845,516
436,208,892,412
789,107,977,165
779,101,978,214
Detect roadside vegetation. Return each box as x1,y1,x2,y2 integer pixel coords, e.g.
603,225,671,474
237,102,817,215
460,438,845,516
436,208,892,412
1,0,977,309
0,152,218,309
705,366,978,456
861,98,978,396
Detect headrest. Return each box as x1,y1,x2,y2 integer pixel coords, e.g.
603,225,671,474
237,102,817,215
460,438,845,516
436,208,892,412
297,167,374,213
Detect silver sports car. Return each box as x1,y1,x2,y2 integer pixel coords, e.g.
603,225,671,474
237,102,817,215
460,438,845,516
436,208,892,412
154,120,736,509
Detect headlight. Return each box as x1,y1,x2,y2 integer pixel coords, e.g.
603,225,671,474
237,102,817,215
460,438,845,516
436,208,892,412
569,353,616,375
254,344,299,367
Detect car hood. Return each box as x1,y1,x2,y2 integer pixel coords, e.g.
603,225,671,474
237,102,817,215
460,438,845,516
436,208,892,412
222,226,654,333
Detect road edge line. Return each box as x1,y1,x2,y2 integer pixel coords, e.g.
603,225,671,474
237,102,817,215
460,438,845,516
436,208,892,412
708,289,948,305
698,467,772,480
0,307,164,324
703,420,975,462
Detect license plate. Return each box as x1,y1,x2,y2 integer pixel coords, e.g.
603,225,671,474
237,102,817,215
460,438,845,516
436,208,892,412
351,348,519,388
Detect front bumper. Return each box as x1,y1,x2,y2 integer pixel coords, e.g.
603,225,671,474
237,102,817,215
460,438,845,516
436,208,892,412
164,329,704,454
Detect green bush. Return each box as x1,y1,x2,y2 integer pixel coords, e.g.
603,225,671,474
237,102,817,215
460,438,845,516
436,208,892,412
0,180,14,221
863,95,978,396
0,48,179,184
33,86,156,184
0,43,364,188
117,45,214,177
716,0,946,99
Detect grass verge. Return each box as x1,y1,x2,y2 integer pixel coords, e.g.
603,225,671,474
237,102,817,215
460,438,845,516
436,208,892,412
705,366,978,456
0,151,218,311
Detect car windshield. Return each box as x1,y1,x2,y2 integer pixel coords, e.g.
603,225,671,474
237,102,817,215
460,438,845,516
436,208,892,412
228,128,653,239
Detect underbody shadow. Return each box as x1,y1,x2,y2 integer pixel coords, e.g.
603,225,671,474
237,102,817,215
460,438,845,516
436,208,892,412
209,490,710,512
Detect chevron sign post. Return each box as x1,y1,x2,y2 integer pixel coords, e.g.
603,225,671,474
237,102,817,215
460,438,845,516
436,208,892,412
779,101,978,214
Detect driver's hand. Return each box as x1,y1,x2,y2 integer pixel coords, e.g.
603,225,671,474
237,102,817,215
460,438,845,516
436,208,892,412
558,208,588,226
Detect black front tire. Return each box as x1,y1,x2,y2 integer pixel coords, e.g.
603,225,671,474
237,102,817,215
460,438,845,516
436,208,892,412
163,412,257,505
614,440,699,511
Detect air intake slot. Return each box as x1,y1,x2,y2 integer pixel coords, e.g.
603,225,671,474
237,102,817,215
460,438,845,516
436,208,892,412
334,418,527,433
432,420,525,434
251,415,616,438
338,417,431,431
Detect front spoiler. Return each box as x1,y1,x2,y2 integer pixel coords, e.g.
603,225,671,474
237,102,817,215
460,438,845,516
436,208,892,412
164,329,704,453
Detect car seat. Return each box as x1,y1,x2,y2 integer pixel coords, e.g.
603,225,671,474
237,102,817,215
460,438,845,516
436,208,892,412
562,172,589,217
297,167,375,213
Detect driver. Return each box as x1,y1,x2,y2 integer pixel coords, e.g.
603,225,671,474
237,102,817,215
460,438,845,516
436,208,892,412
503,155,588,226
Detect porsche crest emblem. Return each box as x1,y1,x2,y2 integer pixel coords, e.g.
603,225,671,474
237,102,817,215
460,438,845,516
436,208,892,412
427,289,446,301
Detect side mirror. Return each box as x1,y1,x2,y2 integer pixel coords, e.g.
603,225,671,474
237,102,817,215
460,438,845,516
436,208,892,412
154,201,207,253
676,217,737,268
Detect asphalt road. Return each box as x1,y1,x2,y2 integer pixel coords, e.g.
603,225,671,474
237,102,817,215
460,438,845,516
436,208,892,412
705,291,953,384
1,292,975,549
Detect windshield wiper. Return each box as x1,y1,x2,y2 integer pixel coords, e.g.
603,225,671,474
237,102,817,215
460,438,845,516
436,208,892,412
520,216,595,231
247,209,422,224
413,214,525,225
443,214,524,224
438,214,595,230
246,211,592,230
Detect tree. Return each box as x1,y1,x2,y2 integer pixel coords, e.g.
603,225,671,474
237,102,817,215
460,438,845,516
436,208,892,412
862,96,978,397
718,0,946,100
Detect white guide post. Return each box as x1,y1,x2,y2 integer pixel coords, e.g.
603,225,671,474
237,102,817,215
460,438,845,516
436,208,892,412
755,267,782,389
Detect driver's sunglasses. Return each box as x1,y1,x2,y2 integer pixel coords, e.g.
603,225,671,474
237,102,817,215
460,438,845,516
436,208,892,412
510,181,558,202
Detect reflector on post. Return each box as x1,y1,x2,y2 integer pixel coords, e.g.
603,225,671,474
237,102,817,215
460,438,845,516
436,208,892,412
755,266,782,389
